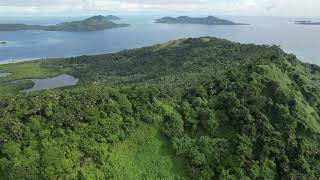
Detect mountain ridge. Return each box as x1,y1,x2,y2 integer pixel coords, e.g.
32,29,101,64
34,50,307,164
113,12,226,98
0,37,319,179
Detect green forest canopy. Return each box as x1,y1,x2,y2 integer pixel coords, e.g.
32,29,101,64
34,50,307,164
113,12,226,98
0,37,319,179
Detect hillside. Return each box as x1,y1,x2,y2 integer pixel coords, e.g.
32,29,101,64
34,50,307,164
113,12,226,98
155,16,248,25
0,15,129,32
0,37,319,179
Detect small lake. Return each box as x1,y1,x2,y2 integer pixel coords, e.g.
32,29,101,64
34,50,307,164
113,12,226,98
0,72,10,77
21,74,78,92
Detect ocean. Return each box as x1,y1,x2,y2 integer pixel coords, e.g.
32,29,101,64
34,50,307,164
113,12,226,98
0,15,319,64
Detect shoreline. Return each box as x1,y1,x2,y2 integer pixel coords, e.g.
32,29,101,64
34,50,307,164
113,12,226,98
0,57,45,65
0,55,73,65
0,50,125,65
0,43,316,66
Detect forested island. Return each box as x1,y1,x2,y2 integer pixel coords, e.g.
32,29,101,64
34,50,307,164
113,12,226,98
155,16,248,25
0,15,129,32
105,15,122,20
0,37,320,179
295,20,320,25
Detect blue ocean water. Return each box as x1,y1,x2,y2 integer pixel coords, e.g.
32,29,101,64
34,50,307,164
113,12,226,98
0,16,319,64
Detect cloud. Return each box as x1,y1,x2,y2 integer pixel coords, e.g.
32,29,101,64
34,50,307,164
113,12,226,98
0,0,319,16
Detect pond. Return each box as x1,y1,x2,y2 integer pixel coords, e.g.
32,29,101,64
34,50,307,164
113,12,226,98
0,72,10,77
21,74,78,92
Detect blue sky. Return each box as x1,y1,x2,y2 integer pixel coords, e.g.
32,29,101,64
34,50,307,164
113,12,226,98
0,0,318,17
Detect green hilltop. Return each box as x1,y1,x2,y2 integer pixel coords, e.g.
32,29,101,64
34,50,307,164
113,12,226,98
0,37,319,179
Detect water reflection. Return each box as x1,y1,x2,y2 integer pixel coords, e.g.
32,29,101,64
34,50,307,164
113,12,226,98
21,74,78,92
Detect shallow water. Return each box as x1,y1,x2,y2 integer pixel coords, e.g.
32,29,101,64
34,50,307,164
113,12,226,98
21,74,78,92
0,72,10,77
0,16,319,64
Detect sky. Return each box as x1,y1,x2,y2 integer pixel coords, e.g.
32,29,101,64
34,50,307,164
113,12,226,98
0,0,319,17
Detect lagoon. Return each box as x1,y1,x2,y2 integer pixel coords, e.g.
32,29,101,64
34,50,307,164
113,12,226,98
0,72,10,77
21,74,78,92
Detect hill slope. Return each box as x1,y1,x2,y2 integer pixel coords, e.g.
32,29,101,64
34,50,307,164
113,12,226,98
0,37,319,179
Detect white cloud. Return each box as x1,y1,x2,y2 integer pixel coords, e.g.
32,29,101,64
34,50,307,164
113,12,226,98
0,0,319,16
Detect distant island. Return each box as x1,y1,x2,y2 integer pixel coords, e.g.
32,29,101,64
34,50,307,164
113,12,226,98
295,20,320,25
0,41,6,45
0,15,129,32
105,15,122,21
155,16,248,25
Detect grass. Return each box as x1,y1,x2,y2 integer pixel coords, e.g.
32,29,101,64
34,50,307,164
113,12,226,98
0,80,34,97
0,60,72,94
200,37,211,42
0,60,71,82
260,64,320,133
109,124,187,180
259,64,292,91
295,97,320,133
156,40,184,51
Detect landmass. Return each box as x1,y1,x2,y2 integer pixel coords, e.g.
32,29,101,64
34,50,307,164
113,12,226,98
0,41,6,44
0,15,129,32
105,15,122,20
0,37,319,179
155,16,248,25
295,20,320,25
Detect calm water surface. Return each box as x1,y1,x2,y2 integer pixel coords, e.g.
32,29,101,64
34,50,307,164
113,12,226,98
0,16,319,64
0,72,10,77
21,74,78,92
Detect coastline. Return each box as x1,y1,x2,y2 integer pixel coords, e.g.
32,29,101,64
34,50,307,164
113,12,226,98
0,50,312,66
0,57,45,65
0,35,316,66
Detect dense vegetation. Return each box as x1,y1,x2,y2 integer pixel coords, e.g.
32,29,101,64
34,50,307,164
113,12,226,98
0,15,128,32
0,37,319,179
155,16,247,25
